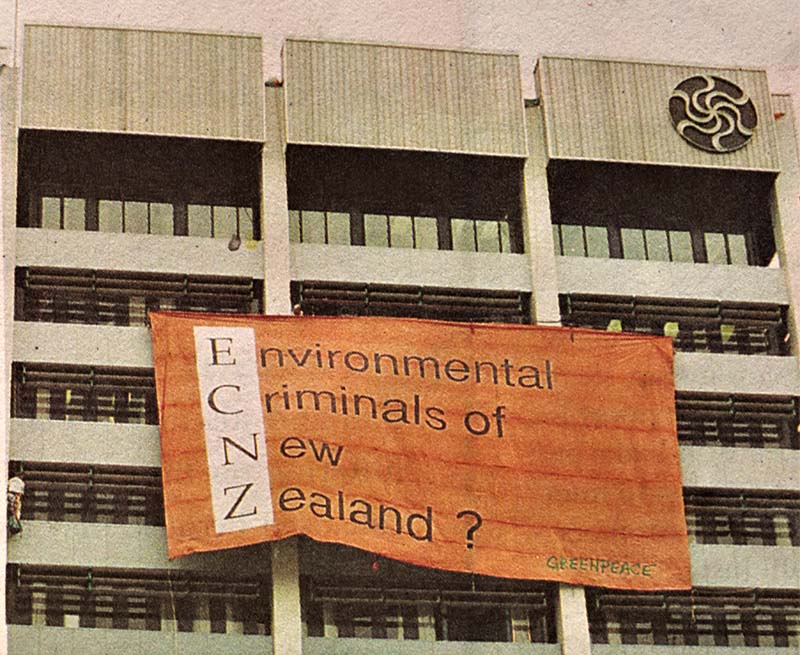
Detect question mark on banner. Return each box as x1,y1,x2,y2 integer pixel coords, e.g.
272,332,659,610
456,510,483,549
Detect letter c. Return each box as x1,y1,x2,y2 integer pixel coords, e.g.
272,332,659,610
208,384,243,415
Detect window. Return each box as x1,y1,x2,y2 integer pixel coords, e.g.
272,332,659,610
552,224,609,258
290,209,519,253
40,197,86,230
187,204,255,240
34,195,257,240
705,232,749,265
554,221,751,266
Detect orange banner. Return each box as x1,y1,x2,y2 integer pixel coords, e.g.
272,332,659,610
150,311,691,590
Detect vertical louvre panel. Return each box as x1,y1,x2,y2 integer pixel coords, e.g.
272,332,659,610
540,57,779,171
22,25,263,140
284,39,526,156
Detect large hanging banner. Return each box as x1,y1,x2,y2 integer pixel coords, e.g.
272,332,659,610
150,311,691,590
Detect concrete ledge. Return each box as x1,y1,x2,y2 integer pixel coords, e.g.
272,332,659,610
291,243,532,292
8,625,271,655
13,322,152,367
304,637,558,654
593,646,791,655
690,544,800,589
556,256,789,305
8,522,271,572
674,352,800,395
16,228,264,278
10,418,161,467
680,446,800,491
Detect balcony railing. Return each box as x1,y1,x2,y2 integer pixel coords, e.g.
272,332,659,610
12,364,158,425
7,565,270,634
675,393,799,449
560,294,790,356
16,268,262,327
588,588,800,647
292,281,530,324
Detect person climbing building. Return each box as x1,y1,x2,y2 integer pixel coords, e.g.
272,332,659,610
7,470,25,535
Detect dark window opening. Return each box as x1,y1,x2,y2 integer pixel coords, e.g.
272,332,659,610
301,542,556,643
286,145,525,253
16,130,261,240
548,160,776,267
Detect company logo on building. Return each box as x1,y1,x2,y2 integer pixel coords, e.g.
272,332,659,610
669,75,757,153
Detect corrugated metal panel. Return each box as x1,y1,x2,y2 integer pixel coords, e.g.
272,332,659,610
21,25,264,141
539,56,779,171
284,38,527,157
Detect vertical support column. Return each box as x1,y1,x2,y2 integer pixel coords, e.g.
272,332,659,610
556,584,591,655
771,96,800,361
521,102,562,324
0,65,19,654
263,83,303,654
271,538,303,655
262,84,293,315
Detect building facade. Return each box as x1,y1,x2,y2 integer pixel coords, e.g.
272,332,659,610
1,22,799,655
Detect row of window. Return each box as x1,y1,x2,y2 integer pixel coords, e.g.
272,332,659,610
16,460,799,547
553,223,752,265
13,365,800,450
33,195,258,240
289,210,517,253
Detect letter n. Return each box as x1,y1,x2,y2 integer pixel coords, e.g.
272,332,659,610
221,433,259,465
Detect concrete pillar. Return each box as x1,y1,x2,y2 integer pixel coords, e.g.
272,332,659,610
262,84,293,315
770,95,800,362
0,65,19,654
271,538,303,655
556,584,591,655
521,102,562,325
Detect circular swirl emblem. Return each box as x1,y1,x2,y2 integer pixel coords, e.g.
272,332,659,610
669,75,757,153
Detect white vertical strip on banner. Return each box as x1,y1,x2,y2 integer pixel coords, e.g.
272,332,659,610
193,326,274,533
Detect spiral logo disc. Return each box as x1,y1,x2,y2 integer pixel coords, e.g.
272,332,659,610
669,75,757,153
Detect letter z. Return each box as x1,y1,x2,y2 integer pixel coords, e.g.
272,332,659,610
223,483,257,520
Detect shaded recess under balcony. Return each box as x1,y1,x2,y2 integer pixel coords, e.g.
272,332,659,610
16,130,262,240
286,145,525,253
301,541,556,643
548,160,777,266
